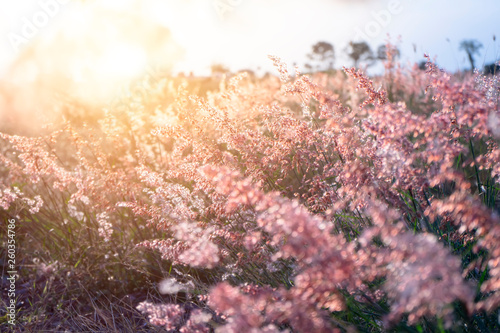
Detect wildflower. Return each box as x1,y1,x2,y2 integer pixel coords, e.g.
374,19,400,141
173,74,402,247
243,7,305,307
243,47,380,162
136,302,184,331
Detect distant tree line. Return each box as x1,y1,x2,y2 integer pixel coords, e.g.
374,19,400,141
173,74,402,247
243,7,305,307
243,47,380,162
303,38,499,75
303,40,401,72
206,38,498,77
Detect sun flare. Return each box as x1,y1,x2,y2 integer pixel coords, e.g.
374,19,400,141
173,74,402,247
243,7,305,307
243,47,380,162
68,41,148,85
96,43,148,79
5,0,183,108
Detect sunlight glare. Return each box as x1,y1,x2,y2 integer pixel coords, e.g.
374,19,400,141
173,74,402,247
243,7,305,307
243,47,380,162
94,43,148,81
4,0,183,109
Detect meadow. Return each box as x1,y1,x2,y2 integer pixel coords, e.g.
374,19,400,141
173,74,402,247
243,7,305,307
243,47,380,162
1,44,500,332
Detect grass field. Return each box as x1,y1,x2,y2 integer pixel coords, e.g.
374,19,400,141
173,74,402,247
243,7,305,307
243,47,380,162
2,44,500,332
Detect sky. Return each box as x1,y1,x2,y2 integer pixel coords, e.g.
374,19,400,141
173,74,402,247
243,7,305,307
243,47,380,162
0,0,499,78
153,0,500,75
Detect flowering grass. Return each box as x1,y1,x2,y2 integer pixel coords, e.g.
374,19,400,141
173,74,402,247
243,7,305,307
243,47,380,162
1,44,500,332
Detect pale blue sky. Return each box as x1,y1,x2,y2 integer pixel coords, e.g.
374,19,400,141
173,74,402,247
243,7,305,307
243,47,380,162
1,0,499,77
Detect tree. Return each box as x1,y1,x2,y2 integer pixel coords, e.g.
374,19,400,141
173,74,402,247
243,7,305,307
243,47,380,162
483,62,500,75
345,41,373,68
459,39,483,71
377,44,400,61
211,63,230,76
307,41,335,71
